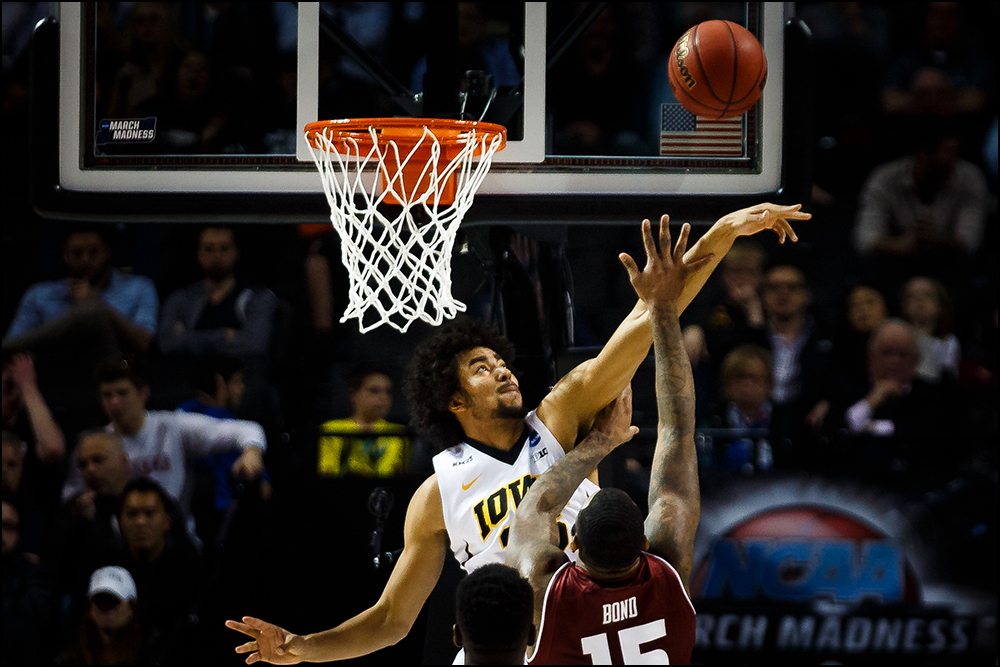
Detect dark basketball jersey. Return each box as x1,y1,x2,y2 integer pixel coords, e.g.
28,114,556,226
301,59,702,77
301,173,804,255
528,552,696,665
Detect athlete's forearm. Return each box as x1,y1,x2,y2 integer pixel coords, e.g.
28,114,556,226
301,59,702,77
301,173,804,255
649,303,698,505
515,431,616,547
645,302,699,577
298,604,404,662
676,218,738,314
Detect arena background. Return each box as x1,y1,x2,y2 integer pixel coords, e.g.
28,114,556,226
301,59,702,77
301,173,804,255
1,2,996,664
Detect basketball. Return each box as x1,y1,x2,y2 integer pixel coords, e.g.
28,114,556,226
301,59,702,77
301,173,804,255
667,20,767,119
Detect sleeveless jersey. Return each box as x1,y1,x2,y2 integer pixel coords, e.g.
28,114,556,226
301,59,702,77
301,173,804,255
432,410,598,572
528,552,696,665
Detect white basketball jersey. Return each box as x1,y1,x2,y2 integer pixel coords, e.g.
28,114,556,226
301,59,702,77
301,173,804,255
432,410,599,572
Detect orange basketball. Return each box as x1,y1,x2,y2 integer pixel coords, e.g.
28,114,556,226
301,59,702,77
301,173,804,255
667,20,767,119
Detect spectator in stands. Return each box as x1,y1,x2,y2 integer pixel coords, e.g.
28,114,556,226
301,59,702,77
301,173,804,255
4,225,159,355
899,276,961,383
60,565,158,666
159,225,278,359
159,225,279,423
113,478,203,643
317,364,410,478
683,239,767,369
880,3,991,125
2,353,65,554
836,318,959,488
4,225,159,432
143,48,233,154
1,431,26,497
833,284,891,394
753,265,834,434
1,494,52,665
700,344,778,473
61,357,267,528
1,353,65,465
50,431,132,621
177,354,272,548
105,2,183,119
852,129,991,291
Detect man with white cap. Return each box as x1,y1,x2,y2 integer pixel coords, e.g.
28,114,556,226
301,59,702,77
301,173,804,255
61,565,150,665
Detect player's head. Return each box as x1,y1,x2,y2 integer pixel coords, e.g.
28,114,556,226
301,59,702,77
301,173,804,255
405,318,518,451
453,563,535,665
347,363,394,424
197,225,239,281
95,357,150,433
572,488,647,576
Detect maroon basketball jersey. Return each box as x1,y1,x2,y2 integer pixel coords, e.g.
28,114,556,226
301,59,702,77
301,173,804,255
528,552,696,665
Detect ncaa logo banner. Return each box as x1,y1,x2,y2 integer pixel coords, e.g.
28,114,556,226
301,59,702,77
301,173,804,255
689,477,996,664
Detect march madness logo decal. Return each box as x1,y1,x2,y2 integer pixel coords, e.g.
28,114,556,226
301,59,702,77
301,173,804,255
689,478,996,664
97,118,156,144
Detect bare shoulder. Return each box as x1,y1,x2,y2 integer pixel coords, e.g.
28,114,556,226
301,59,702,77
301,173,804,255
405,473,446,535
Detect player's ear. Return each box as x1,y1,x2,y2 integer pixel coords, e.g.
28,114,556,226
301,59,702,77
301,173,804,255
642,535,650,552
570,534,579,553
448,391,468,414
452,623,464,648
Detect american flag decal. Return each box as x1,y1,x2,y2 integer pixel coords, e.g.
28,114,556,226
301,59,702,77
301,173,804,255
660,104,744,156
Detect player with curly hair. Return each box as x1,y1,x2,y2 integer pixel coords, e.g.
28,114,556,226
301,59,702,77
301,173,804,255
227,203,807,664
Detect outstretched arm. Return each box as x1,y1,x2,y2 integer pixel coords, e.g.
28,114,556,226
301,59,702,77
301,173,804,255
677,202,808,313
621,222,701,592
537,204,808,449
507,389,639,647
226,475,449,664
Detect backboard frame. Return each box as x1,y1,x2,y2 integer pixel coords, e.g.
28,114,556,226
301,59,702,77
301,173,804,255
31,2,813,224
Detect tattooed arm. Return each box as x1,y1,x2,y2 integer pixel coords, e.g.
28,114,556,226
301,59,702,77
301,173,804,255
620,221,701,593
644,300,699,592
507,389,638,649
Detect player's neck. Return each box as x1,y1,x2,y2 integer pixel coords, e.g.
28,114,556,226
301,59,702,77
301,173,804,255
462,415,524,451
579,556,642,583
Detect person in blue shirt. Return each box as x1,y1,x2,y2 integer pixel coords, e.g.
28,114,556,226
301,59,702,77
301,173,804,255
5,225,159,354
4,225,159,431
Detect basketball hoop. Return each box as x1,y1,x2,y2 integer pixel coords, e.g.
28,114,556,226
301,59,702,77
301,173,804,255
305,118,506,333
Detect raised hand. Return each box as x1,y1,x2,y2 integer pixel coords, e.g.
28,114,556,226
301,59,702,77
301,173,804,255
226,616,307,665
721,202,810,243
9,353,39,391
619,216,714,308
589,384,640,450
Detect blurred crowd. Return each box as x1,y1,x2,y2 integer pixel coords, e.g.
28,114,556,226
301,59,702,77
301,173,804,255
2,2,997,665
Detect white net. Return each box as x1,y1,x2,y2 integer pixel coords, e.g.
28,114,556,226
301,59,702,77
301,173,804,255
306,123,504,333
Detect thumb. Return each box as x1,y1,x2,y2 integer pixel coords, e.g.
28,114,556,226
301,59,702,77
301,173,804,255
619,253,640,282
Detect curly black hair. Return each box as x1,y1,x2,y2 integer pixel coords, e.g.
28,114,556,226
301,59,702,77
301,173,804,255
455,563,534,652
403,317,515,452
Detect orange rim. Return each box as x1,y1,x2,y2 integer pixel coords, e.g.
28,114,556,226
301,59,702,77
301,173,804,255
305,117,507,153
